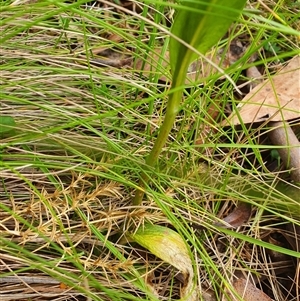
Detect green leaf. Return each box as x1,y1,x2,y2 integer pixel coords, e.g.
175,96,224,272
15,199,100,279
133,0,247,205
170,0,247,80
0,116,16,138
129,224,197,300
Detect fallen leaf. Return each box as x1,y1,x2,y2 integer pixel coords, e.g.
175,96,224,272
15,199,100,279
202,288,217,301
214,202,252,229
246,65,264,90
221,55,300,182
135,39,248,84
90,48,132,68
134,48,171,82
232,278,272,301
223,55,300,126
88,39,247,85
129,224,198,300
195,100,221,155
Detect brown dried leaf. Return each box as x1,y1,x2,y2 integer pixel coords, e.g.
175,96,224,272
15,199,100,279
134,41,246,84
202,289,217,301
185,51,224,84
134,49,171,82
195,101,221,155
223,55,300,126
246,65,264,90
90,48,132,68
89,39,247,85
232,278,272,301
214,202,252,228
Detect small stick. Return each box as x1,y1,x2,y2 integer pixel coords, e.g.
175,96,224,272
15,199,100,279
0,275,60,284
268,121,300,183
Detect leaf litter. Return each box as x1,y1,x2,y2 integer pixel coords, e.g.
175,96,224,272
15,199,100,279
1,1,300,301
223,55,300,182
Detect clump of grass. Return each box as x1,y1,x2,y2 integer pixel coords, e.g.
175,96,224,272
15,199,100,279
1,0,299,300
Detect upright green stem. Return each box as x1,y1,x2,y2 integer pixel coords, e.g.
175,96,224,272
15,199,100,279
133,0,248,206
133,87,183,205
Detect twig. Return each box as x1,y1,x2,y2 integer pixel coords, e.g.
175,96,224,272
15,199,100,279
268,121,300,183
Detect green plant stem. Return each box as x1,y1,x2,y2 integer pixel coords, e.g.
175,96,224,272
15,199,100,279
133,1,248,206
133,86,184,205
